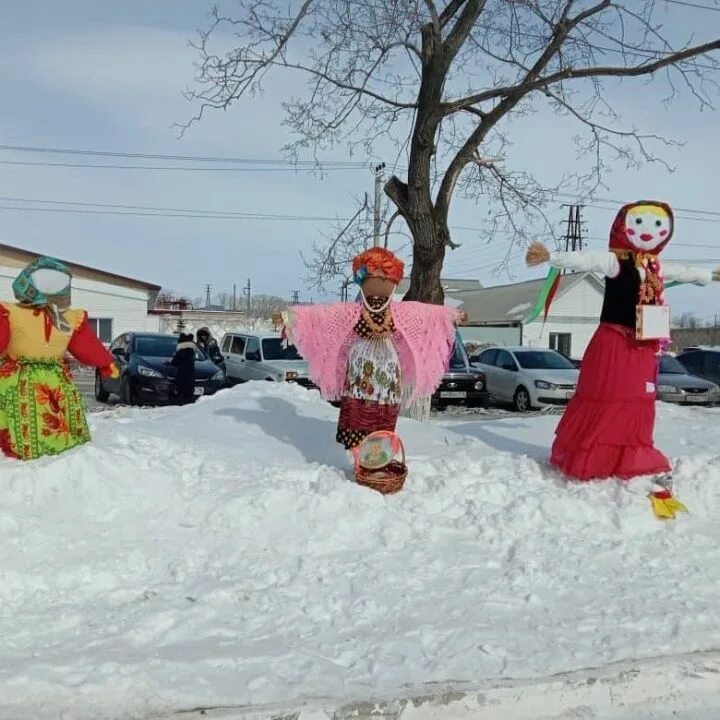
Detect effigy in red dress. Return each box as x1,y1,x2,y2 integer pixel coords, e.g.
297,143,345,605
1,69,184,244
529,201,718,480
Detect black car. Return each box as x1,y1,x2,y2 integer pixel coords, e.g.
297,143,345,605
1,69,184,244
432,337,490,409
675,347,720,387
95,332,227,406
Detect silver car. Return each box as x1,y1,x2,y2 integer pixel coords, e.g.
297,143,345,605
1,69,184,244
656,354,720,405
220,332,313,387
472,346,579,412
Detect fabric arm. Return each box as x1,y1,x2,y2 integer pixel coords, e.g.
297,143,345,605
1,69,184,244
662,262,714,285
549,250,620,278
67,313,116,376
0,305,9,354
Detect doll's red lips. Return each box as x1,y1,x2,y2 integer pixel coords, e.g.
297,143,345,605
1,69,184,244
640,233,653,241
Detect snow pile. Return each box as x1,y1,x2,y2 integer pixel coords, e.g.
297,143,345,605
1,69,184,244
1,384,719,719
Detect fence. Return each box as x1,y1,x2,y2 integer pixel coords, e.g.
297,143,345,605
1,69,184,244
670,327,720,352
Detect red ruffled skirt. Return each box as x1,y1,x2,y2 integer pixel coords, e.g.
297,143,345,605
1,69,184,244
550,322,671,481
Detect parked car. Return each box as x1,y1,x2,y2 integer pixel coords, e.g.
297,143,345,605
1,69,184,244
220,332,314,387
675,347,720,388
656,354,720,405
472,346,579,411
432,336,490,409
95,332,226,406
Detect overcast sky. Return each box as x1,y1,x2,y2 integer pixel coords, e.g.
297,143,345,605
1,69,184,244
0,0,719,319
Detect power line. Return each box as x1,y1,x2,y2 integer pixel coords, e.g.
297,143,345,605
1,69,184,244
0,196,349,222
661,0,720,11
0,143,374,168
0,159,369,173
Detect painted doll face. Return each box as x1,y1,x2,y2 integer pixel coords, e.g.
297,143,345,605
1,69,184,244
624,204,672,252
361,276,396,298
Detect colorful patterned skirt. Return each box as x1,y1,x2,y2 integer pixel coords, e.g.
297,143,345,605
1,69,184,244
0,357,91,460
336,336,402,450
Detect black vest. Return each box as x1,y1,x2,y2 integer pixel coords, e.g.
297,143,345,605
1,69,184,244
600,255,647,329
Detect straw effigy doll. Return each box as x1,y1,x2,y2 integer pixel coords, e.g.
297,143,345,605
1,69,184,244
283,247,461,450
0,257,119,460
527,201,720,481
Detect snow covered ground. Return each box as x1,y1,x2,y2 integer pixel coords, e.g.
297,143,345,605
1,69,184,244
1,383,718,719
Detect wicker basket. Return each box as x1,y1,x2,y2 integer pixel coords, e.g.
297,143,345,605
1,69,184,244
353,431,407,495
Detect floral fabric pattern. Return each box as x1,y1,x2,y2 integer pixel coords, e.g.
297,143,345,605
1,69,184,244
0,358,90,460
346,337,401,405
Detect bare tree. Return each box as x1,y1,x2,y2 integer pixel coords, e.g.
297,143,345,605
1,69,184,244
251,294,289,318
187,1,720,304
673,312,701,329
214,292,237,310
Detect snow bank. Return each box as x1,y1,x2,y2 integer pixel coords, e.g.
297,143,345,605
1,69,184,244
1,385,719,719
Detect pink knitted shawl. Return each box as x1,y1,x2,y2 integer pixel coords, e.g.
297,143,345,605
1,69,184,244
288,301,460,404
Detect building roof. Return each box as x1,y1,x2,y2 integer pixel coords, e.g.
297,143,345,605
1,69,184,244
455,272,604,325
397,277,483,295
0,241,162,292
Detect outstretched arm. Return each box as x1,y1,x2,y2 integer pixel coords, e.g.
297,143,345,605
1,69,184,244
67,314,118,378
663,262,719,285
526,241,620,277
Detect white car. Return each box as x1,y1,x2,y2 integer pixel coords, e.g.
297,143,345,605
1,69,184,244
472,346,579,412
220,332,313,387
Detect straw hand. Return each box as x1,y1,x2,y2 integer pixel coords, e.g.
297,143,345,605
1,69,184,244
526,241,550,267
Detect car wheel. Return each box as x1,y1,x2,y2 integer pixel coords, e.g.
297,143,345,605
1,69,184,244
513,386,532,412
120,376,137,406
94,372,110,402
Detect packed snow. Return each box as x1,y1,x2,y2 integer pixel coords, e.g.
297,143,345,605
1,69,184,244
1,383,719,719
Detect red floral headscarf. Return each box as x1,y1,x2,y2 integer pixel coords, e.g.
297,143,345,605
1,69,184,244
609,201,674,306
352,247,405,285
608,201,674,254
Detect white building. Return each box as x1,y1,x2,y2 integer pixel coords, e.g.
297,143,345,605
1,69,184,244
455,272,605,358
0,242,161,344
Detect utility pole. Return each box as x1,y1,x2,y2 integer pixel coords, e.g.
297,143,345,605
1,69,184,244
204,283,212,308
561,204,586,273
373,162,385,247
232,283,237,311
243,278,251,317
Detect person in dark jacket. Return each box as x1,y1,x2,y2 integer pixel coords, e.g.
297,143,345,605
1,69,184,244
171,333,196,405
196,327,225,372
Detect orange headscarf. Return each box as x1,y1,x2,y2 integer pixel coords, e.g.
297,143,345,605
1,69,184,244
352,248,404,285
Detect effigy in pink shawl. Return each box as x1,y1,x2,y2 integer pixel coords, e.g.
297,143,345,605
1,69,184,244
286,300,460,405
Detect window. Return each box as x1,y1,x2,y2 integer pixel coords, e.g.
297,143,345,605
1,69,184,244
659,355,687,374
549,332,572,358
705,352,720,378
230,336,246,355
88,317,113,344
479,348,498,366
222,336,232,352
679,351,703,371
448,341,469,370
261,338,301,361
514,350,576,370
134,335,178,358
496,350,517,371
245,337,261,361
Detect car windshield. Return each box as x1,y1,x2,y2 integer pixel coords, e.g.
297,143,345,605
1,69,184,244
659,355,687,374
135,336,179,358
514,350,576,370
449,341,469,370
134,336,207,361
261,338,302,361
